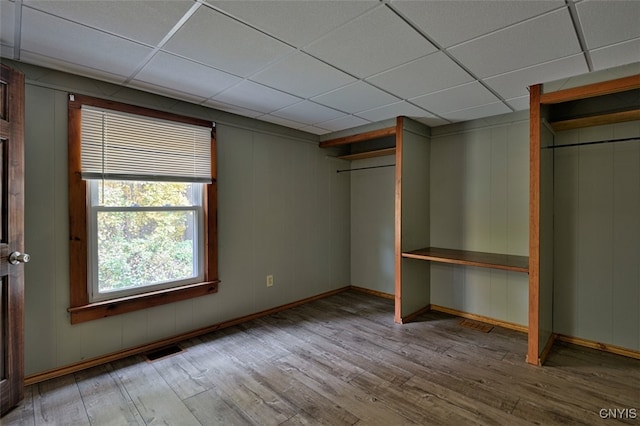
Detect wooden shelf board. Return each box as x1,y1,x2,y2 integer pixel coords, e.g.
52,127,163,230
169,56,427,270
402,247,529,273
550,109,640,132
338,147,395,161
319,126,396,148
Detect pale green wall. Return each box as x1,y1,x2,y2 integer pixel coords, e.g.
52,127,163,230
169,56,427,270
553,121,640,351
429,112,530,326
350,156,395,294
12,60,350,376
323,120,397,296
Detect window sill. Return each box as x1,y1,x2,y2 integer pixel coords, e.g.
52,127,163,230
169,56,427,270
67,280,220,324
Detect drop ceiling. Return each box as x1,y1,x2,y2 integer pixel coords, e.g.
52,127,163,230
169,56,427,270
1,0,639,135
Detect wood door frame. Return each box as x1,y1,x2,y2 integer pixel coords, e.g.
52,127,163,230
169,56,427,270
527,83,542,365
0,63,26,416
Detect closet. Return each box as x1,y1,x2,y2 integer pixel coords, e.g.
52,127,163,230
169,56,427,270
397,118,530,325
528,74,640,365
320,122,398,298
322,116,528,326
322,74,639,367
320,117,431,322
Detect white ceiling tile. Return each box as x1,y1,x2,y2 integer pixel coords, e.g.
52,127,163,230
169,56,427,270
203,99,263,119
414,116,450,128
355,101,434,123
298,125,332,136
367,52,473,99
576,0,640,49
9,0,635,135
449,8,581,78
23,0,194,46
212,80,302,114
543,61,640,93
258,114,306,130
0,0,15,48
164,6,293,77
410,82,500,115
506,96,531,111
391,0,565,48
441,102,512,123
304,6,436,78
316,115,370,132
18,50,128,85
126,79,208,105
207,0,378,47
251,52,356,99
21,7,152,78
134,52,241,99
484,54,588,100
590,38,640,71
312,81,400,114
271,101,344,125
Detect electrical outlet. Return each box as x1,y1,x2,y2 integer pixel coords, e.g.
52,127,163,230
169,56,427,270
266,275,274,287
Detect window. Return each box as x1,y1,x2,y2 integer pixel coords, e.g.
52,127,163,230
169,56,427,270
68,95,219,324
88,180,204,301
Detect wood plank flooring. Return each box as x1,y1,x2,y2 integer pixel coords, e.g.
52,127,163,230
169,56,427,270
3,291,639,425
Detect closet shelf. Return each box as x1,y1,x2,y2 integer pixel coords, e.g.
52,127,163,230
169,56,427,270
401,247,529,273
338,147,395,161
550,109,640,131
319,126,395,148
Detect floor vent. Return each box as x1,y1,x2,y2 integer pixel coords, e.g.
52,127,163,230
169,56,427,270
459,319,494,333
144,344,185,362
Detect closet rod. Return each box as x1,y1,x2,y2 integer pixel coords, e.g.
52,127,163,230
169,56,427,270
336,164,395,173
546,136,639,149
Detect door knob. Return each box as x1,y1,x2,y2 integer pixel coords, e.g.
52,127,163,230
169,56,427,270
8,251,30,265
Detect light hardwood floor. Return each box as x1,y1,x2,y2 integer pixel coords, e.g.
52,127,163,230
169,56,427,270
3,291,639,425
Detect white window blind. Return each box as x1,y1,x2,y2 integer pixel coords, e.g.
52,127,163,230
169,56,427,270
81,105,212,183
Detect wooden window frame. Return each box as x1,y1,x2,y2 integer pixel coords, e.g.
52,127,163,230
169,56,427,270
67,94,219,324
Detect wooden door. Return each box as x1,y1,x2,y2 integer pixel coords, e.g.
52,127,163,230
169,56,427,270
0,63,26,416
